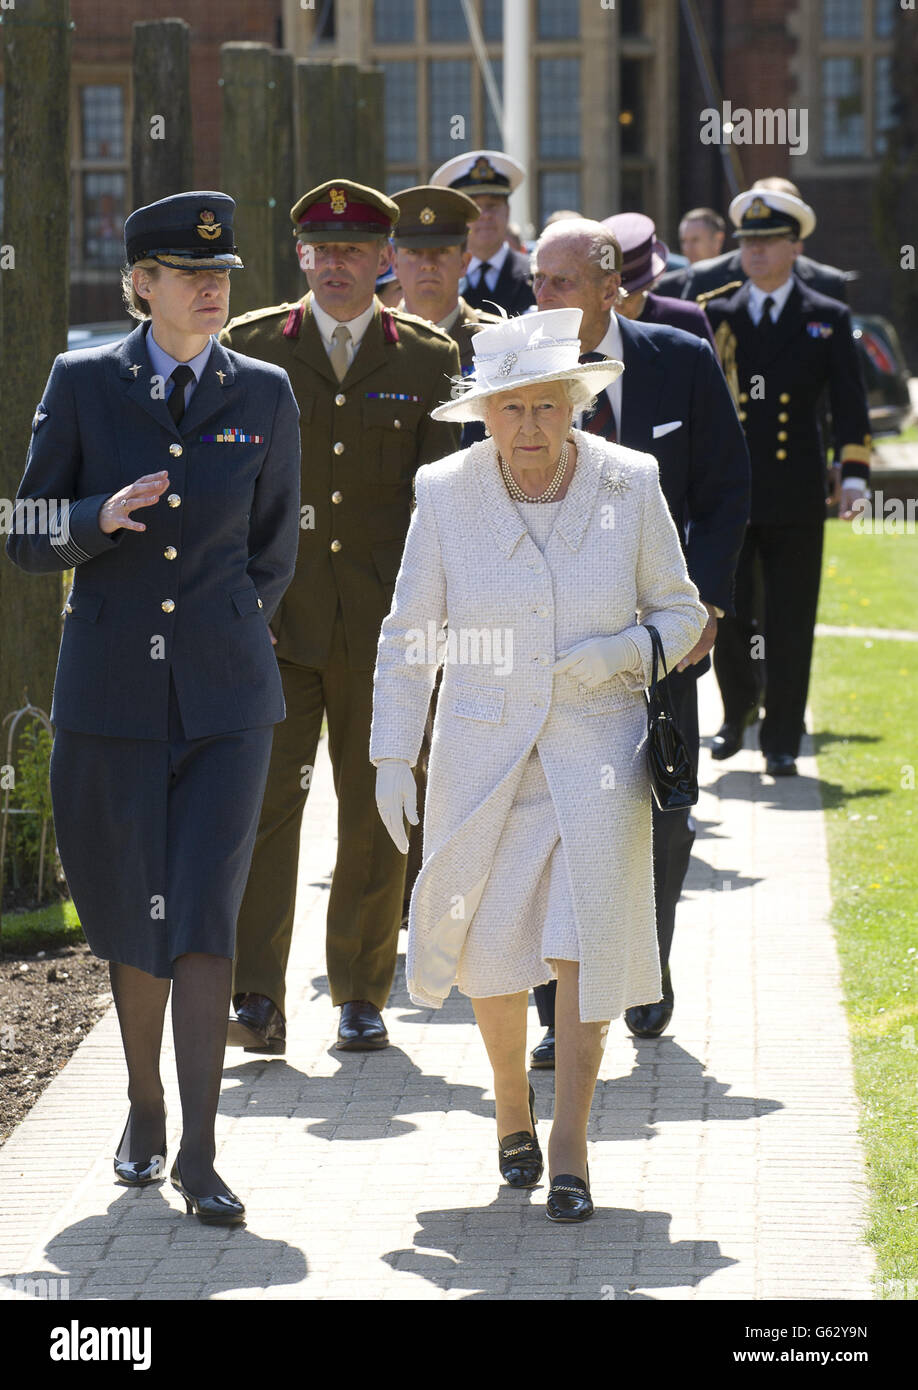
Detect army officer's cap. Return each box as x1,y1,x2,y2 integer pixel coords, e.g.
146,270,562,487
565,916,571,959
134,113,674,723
390,185,481,248
430,149,526,199
291,180,399,243
729,189,816,241
124,191,244,269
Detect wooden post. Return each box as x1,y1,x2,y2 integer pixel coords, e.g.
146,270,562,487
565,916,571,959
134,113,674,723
131,19,194,209
220,43,297,317
0,0,74,730
296,62,385,197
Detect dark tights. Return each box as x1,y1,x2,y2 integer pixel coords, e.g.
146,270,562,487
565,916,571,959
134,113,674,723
110,952,234,1196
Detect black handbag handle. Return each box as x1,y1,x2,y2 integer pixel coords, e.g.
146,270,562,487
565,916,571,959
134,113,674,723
644,624,675,715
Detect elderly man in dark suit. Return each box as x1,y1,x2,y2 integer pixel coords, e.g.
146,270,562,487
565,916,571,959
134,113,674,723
430,150,535,317
702,188,871,777
221,181,460,1055
657,178,850,304
528,217,750,1046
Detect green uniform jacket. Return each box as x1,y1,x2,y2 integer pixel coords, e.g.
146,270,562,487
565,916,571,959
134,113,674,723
220,293,461,670
447,296,502,375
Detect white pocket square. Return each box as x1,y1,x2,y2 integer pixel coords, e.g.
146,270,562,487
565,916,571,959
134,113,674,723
653,421,683,439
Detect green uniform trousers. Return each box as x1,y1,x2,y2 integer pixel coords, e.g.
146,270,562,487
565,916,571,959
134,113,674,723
232,610,408,1014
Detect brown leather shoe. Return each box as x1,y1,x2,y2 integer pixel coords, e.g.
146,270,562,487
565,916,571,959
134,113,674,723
336,1000,389,1051
227,994,286,1054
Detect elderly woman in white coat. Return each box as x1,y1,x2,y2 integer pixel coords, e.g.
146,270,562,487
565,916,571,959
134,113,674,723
370,308,706,1221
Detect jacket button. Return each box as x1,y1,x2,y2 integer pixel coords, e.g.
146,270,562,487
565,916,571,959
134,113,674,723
738,410,747,421
257,598,264,608
738,392,749,403
333,442,345,455
535,606,549,618
330,539,342,552
778,412,789,422
161,599,175,613
331,490,343,504
777,431,788,442
64,602,73,614
163,546,177,560
335,393,346,406
779,393,791,404
776,449,787,460
167,493,181,507
393,419,401,429
169,443,183,457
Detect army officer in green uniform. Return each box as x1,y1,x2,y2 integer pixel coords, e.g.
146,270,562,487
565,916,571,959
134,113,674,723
221,180,460,1052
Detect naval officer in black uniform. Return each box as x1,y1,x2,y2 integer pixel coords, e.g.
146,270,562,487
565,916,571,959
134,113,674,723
430,150,536,317
703,187,871,776
5,193,301,1224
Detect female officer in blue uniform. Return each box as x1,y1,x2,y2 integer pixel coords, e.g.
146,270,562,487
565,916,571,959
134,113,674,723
6,193,300,1224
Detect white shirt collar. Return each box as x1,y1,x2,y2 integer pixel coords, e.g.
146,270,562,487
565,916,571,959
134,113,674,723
467,241,511,277
748,276,795,323
310,294,377,351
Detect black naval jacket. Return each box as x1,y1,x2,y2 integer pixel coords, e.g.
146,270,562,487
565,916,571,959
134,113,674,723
5,322,301,741
462,247,536,317
657,249,850,304
703,279,871,526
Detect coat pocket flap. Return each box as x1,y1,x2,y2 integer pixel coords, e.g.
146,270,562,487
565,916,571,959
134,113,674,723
362,399,425,431
452,681,506,723
231,587,263,617
63,589,103,623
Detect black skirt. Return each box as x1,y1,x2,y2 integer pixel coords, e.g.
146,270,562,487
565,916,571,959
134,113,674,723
49,676,274,977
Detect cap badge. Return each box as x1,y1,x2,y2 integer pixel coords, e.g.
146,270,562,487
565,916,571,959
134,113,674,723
420,206,436,225
496,351,518,378
329,187,348,215
472,156,496,182
746,197,770,221
197,209,222,240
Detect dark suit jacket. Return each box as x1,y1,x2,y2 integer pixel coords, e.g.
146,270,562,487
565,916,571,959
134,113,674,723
462,246,535,317
221,295,461,670
638,293,717,350
704,280,871,526
599,315,750,620
657,249,849,304
5,322,301,740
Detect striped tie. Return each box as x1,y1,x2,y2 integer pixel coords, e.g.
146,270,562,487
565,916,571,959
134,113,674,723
579,352,617,441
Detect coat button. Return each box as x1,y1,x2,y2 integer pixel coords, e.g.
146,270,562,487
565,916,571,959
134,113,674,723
777,431,788,442
738,410,747,421
778,412,789,422
738,392,749,403
779,393,791,404
161,599,175,613
257,598,264,608
393,419,401,429
333,442,345,455
167,493,181,507
535,606,549,618
776,449,788,460
335,393,346,406
331,490,343,504
163,546,177,560
169,443,183,457
531,561,543,573
330,539,342,552
64,602,73,614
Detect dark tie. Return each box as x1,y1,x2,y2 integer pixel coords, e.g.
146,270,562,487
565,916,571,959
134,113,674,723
167,364,196,426
476,261,492,288
758,296,775,330
579,352,618,441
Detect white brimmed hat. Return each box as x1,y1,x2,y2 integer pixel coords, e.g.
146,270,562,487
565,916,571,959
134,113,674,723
430,149,526,199
430,307,623,424
729,189,816,241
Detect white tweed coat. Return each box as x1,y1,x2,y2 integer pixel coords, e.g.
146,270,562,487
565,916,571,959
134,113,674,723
369,429,708,1022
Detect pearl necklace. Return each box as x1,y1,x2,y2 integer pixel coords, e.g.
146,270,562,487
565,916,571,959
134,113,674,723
500,441,570,503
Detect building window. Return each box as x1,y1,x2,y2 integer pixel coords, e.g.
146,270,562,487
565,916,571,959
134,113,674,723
539,170,581,227
482,0,502,41
619,58,645,158
382,61,418,163
428,59,472,163
73,82,128,271
822,56,864,157
620,0,644,36
537,0,578,40
818,1,895,160
375,0,415,43
428,0,467,41
823,0,863,36
0,86,4,234
874,54,896,154
874,0,896,36
483,57,503,149
537,58,580,159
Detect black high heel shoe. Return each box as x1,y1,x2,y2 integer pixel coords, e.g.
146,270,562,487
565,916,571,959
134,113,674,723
113,1110,167,1186
498,1084,543,1188
546,1168,593,1223
170,1157,245,1226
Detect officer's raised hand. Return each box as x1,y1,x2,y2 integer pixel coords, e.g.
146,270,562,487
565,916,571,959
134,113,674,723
99,471,170,533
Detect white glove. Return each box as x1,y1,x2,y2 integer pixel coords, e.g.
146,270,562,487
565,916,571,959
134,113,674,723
375,759,418,854
552,633,642,690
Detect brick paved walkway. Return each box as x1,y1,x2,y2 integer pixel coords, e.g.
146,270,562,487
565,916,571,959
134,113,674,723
0,672,876,1300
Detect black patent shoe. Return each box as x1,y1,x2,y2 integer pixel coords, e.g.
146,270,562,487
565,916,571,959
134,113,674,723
113,1110,167,1186
227,993,286,1054
710,707,759,761
498,1084,543,1188
529,1026,556,1070
546,1172,594,1223
170,1157,245,1226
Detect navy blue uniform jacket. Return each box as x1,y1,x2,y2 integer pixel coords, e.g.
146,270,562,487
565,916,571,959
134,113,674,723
615,315,751,618
5,321,301,741
462,247,536,317
657,250,849,305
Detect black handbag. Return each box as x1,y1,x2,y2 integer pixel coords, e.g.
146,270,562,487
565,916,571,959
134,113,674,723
643,624,698,812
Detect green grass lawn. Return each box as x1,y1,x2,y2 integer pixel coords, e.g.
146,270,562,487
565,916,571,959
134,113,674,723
811,520,918,1296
